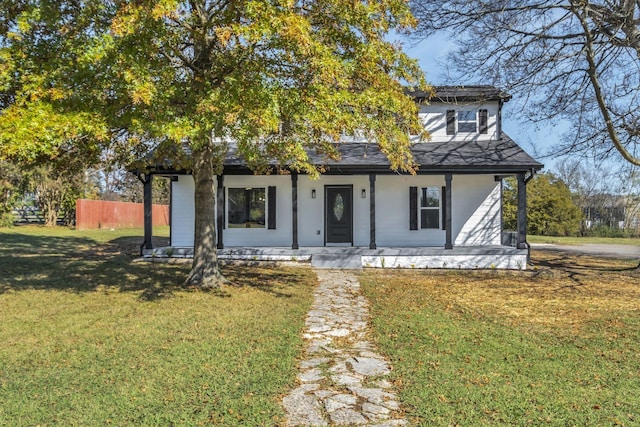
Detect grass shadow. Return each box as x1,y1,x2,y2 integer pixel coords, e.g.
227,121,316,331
0,229,185,298
223,266,314,298
0,228,313,301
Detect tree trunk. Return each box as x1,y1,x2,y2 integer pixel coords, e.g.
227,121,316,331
183,143,227,289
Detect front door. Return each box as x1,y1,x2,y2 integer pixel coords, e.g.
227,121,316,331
325,186,353,244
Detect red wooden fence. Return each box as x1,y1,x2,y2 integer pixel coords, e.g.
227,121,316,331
76,199,169,230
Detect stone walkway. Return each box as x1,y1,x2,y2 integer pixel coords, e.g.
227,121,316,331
282,269,407,426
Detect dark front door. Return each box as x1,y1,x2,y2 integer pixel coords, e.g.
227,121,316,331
325,186,352,244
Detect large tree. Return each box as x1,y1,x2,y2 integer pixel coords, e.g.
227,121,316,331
1,0,427,288
411,0,640,166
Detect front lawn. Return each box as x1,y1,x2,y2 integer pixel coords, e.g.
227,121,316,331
362,252,640,426
0,226,316,426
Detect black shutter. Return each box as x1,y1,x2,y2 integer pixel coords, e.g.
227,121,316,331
446,110,456,135
441,186,447,230
479,109,488,134
220,186,226,230
409,186,418,230
268,186,276,229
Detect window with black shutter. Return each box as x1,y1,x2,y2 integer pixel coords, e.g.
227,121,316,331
420,187,440,229
228,188,266,228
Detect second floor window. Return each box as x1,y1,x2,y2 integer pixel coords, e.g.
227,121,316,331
458,110,477,133
447,109,488,135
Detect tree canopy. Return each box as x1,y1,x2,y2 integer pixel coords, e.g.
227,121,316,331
411,0,640,166
504,173,583,237
1,0,427,287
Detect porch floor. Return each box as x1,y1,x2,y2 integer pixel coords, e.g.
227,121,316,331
142,245,529,270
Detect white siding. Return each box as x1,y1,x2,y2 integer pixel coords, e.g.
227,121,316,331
414,102,500,143
171,176,196,247
452,176,502,246
170,173,502,248
376,175,446,246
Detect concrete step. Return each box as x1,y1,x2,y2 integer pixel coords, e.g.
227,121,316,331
310,254,362,269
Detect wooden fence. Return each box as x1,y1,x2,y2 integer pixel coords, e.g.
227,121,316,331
76,199,169,230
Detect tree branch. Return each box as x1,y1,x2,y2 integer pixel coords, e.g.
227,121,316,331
572,0,640,165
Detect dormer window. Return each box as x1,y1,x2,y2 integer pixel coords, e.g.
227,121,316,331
458,110,477,133
446,109,489,135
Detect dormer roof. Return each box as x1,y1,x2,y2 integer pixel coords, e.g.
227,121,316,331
410,85,512,103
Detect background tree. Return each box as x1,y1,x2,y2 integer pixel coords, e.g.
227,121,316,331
503,173,582,236
411,0,640,166
89,149,170,204
1,0,427,288
20,153,96,226
556,158,640,236
0,160,23,227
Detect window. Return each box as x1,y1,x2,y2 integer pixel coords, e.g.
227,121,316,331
420,187,440,229
457,110,477,133
228,188,266,228
446,109,489,134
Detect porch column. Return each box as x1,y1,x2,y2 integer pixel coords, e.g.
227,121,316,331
291,172,299,249
139,172,153,252
369,173,376,249
445,173,453,249
517,172,527,249
216,174,224,249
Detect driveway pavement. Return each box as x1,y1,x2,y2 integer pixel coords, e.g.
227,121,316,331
530,243,640,259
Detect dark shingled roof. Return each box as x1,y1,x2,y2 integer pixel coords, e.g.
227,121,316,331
142,86,541,174
222,133,542,174
409,85,512,103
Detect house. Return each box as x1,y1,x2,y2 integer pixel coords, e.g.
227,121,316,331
582,194,640,235
136,86,543,269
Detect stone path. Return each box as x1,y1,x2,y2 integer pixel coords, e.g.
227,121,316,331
282,269,407,426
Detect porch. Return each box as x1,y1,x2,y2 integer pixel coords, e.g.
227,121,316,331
141,245,529,270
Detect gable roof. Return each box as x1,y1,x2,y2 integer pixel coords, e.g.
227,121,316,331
140,85,542,175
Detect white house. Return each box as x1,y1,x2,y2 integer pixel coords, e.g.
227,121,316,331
136,86,543,269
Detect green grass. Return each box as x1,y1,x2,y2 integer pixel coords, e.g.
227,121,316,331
0,226,316,426
527,234,640,246
362,253,640,426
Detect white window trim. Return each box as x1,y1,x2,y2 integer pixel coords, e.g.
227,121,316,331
457,110,477,133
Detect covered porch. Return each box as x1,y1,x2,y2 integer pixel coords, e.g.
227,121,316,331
134,137,542,269
141,244,529,270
